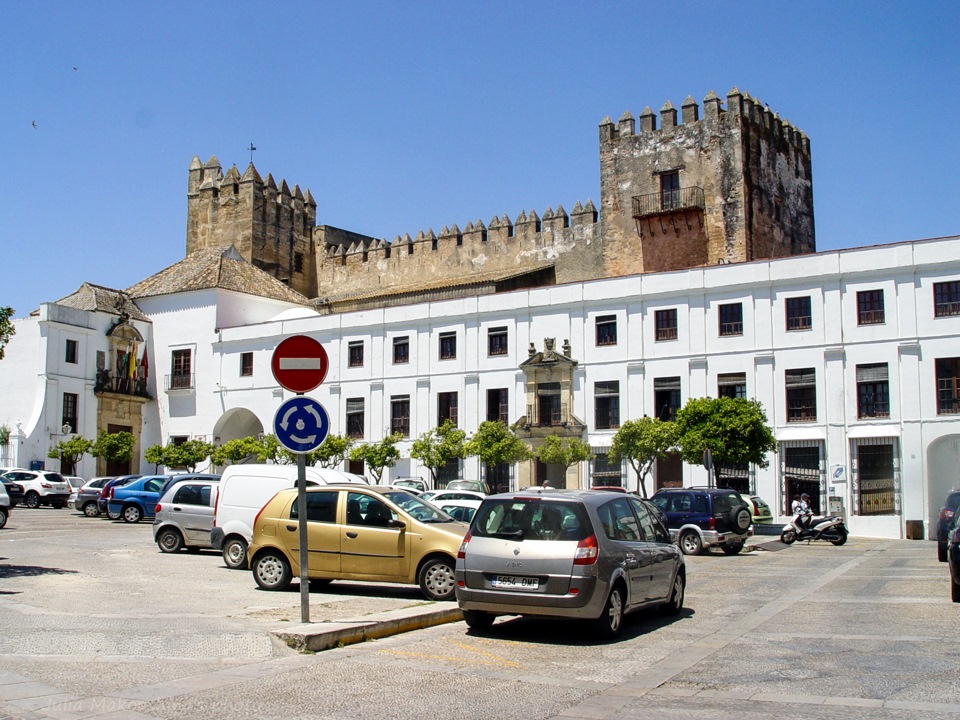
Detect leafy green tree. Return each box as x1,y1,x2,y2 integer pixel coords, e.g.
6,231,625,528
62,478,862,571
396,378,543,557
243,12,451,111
410,420,467,488
535,434,594,483
310,433,353,468
257,434,287,464
349,434,402,484
0,307,15,361
144,444,165,472
210,437,268,467
161,439,213,472
674,397,777,486
47,436,93,475
91,431,137,466
464,421,531,482
608,417,679,497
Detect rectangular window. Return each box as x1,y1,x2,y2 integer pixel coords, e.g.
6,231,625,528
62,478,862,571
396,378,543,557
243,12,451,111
785,368,817,422
536,382,562,426
348,341,364,368
853,438,898,516
487,327,508,356
170,349,192,390
936,357,960,415
655,309,678,341
857,289,885,325
438,392,458,426
487,388,509,424
785,296,812,331
62,392,78,432
240,352,253,377
591,450,623,487
717,372,747,399
439,332,457,360
438,458,460,485
780,442,823,514
934,281,960,317
65,339,78,364
718,302,743,336
294,252,304,273
660,171,680,210
653,377,681,421
596,315,617,346
393,336,409,364
856,363,890,418
390,395,410,438
594,381,620,430
346,398,364,439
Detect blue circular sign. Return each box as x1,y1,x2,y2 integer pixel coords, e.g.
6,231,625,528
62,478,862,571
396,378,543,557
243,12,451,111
273,397,330,453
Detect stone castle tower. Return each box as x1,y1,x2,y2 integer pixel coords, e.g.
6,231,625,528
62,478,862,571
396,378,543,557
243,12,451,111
185,88,814,305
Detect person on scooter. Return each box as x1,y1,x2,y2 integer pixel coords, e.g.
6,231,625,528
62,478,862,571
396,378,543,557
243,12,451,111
792,493,813,534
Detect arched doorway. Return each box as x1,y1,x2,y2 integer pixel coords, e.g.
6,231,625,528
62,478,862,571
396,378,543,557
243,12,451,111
212,409,264,449
927,434,960,529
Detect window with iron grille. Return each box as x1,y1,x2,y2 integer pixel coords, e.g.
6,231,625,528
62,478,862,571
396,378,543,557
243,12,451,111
171,349,192,390
438,392,458,426
62,392,78,432
591,449,623,487
487,388,509,424
594,381,620,430
718,303,743,336
936,357,960,415
393,336,409,364
780,441,823,514
439,332,456,360
536,382,562,426
717,461,749,494
655,309,678,341
856,363,889,418
785,296,812,331
785,368,817,422
348,341,364,368
485,462,511,494
934,281,960,317
717,372,746,399
595,315,617,346
852,438,899,516
487,327,508,356
438,458,460,485
65,339,78,364
654,377,681,421
390,395,410,437
240,352,253,377
857,289,885,325
346,398,364,439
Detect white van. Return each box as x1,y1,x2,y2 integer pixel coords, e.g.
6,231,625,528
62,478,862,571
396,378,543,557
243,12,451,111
211,464,366,569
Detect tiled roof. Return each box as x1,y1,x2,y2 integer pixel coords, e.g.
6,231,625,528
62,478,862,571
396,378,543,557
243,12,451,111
126,246,310,306
54,283,150,322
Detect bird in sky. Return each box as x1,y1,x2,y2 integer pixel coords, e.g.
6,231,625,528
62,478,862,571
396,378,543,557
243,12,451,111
31,120,37,129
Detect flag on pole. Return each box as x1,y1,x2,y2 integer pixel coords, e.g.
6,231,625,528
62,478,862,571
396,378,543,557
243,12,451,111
140,348,149,380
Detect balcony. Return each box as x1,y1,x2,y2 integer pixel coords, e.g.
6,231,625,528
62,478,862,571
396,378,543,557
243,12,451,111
164,373,195,393
95,369,151,399
632,186,705,220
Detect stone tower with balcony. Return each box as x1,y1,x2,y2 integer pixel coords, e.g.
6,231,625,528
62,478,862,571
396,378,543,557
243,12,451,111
599,88,815,275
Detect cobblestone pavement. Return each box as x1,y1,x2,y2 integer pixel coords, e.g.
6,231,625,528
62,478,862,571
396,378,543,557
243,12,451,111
1,509,957,719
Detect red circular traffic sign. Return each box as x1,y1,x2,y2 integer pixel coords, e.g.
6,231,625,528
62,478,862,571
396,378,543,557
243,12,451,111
271,335,329,394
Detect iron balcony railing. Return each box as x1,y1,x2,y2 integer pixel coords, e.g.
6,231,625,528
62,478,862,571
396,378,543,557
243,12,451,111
164,373,195,392
632,186,705,219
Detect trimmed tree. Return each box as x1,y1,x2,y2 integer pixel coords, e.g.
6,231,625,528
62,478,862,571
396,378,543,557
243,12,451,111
410,420,467,489
349,434,402,484
464,421,531,486
310,433,353,469
535,434,594,486
608,417,679,497
91,430,137,470
210,437,268,467
0,307,15,361
144,444,165,472
160,439,213,472
47,435,93,475
674,397,777,486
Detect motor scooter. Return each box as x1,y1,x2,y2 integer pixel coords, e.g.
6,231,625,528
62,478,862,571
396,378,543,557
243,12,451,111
781,512,848,545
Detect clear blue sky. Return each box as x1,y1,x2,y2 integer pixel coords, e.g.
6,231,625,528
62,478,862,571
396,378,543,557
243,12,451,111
2,1,957,317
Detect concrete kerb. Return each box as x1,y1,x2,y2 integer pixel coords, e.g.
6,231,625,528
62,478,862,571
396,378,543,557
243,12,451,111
271,603,464,653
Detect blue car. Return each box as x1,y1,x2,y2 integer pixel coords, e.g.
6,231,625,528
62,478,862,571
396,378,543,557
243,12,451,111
108,475,168,523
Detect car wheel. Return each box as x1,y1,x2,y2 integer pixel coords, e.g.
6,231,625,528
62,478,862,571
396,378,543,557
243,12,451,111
24,491,40,509
721,541,745,555
252,551,292,591
679,531,703,556
462,610,495,630
122,505,143,523
82,501,100,518
938,542,947,563
830,529,848,546
156,528,184,553
730,506,752,533
780,529,797,545
417,557,456,601
591,584,624,639
660,571,685,616
222,538,248,569
0,508,7,529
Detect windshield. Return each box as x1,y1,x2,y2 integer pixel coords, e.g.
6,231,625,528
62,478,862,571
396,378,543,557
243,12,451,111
383,490,455,523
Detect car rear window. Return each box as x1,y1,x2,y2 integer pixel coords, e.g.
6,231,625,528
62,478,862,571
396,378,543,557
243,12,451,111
711,492,742,512
948,492,960,512
471,499,587,541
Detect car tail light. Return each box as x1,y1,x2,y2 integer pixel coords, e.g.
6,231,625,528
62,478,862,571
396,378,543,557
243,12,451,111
573,534,599,565
155,504,162,513
457,531,472,559
708,517,716,531
940,508,955,521
109,487,116,499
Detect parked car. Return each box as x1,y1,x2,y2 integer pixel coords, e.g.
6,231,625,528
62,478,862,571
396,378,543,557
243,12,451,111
0,482,11,528
107,475,171,523
740,493,773,524
97,475,142,517
1,470,71,509
444,479,491,495
437,499,481,523
948,515,960,603
2,478,24,508
248,485,467,600
392,478,428,494
212,464,367,570
455,488,685,638
73,477,114,516
649,487,753,556
937,489,960,562
65,476,86,507
590,485,628,493
420,490,487,505
153,477,221,553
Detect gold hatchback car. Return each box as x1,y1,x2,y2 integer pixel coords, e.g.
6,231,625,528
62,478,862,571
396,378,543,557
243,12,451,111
248,485,468,600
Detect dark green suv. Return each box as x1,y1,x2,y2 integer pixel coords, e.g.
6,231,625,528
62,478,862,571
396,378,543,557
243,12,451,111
650,487,753,556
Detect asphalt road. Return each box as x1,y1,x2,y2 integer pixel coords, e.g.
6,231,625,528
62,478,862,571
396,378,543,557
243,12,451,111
1,507,958,720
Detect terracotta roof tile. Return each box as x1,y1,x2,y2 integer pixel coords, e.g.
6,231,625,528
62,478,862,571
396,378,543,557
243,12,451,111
54,283,150,322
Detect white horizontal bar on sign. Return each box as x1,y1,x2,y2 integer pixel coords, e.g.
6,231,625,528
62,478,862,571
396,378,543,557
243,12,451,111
279,358,323,370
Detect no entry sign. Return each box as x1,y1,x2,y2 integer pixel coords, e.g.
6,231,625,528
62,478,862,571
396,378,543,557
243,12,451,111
271,335,329,394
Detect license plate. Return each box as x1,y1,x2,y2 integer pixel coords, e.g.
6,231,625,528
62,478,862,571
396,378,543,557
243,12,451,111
492,575,539,590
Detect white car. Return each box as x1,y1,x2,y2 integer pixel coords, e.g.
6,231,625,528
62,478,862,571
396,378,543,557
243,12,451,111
1,470,71,509
437,499,481,523
65,476,85,506
420,490,486,505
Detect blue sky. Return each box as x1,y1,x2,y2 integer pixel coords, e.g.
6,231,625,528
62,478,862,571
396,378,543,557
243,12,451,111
2,1,957,317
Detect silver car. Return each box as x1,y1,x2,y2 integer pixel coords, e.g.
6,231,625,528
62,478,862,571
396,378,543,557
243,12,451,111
153,478,220,553
455,489,685,638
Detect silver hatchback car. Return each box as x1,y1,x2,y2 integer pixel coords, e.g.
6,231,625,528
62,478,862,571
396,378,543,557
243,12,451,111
455,489,685,638
153,478,220,553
